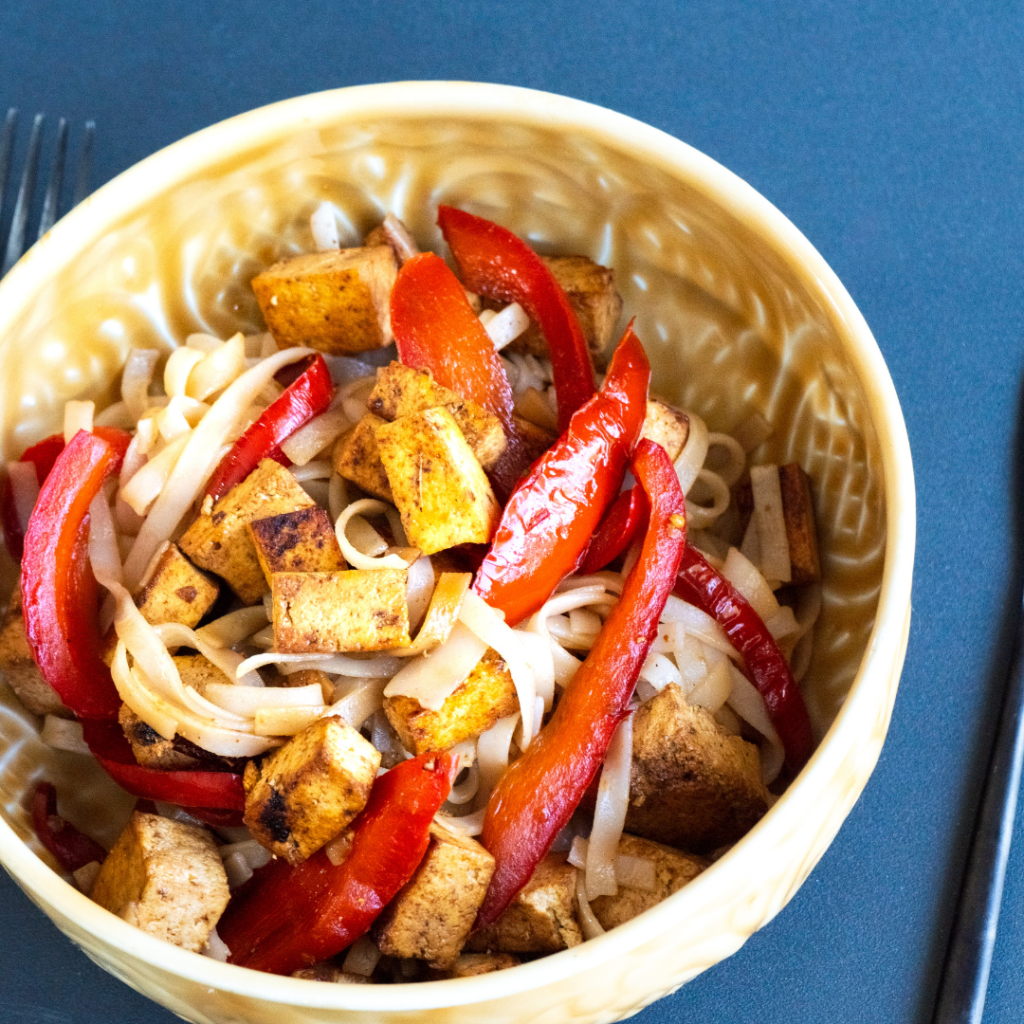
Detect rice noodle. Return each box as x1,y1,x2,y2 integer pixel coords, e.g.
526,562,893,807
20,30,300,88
379,213,421,263
727,664,785,784
120,431,191,516
94,401,134,429
63,401,94,443
328,473,348,522
686,658,732,713
516,630,555,709
202,682,324,716
238,650,402,679
154,622,263,688
585,715,632,899
749,465,791,583
721,547,780,622
434,808,486,837
121,349,160,422
335,499,416,570
476,712,520,806
484,302,530,350
673,410,709,495
383,622,487,711
659,596,739,661
164,346,205,398
685,469,731,530
186,333,246,401
186,333,224,353
40,715,90,755
329,677,389,730
311,201,342,251
195,606,269,648
705,431,747,487
342,936,382,977
638,652,682,693
280,406,351,465
394,569,469,657
254,705,327,736
405,556,435,634
568,837,657,893
7,461,39,536
447,763,479,806
289,460,333,482
575,869,605,940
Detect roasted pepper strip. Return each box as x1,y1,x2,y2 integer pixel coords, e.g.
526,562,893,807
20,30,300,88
579,485,649,574
80,719,245,810
21,429,131,720
472,325,649,626
476,439,686,928
32,782,107,873
674,547,814,775
204,353,333,502
219,752,453,975
438,205,595,432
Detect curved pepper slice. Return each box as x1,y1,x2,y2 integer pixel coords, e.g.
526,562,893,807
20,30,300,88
204,353,333,502
219,752,453,975
579,485,649,575
21,429,131,720
80,719,245,811
32,782,107,873
472,325,649,626
438,205,595,433
674,547,814,775
476,439,686,928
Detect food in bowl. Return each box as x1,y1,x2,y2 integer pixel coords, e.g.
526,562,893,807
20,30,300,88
4,201,825,982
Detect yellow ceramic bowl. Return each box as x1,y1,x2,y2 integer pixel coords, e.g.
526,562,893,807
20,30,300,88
0,82,914,1024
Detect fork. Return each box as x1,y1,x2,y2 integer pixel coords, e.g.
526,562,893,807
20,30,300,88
0,108,95,277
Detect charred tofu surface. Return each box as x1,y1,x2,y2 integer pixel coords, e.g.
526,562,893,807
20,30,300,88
90,812,229,952
376,406,500,555
0,580,70,717
252,246,398,354
243,715,381,864
624,683,768,852
133,543,220,629
384,648,519,754
249,506,347,582
373,822,496,968
271,569,410,653
179,459,316,604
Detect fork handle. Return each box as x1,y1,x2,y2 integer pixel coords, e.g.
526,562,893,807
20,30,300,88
931,601,1024,1024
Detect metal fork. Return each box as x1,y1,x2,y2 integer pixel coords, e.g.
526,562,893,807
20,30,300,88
0,108,94,277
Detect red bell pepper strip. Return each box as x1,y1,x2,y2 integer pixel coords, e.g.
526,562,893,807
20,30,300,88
219,752,453,975
32,782,107,873
2,428,130,559
80,719,245,811
476,439,687,928
472,325,650,627
438,205,595,433
579,485,649,575
21,430,131,721
674,547,814,775
204,353,333,502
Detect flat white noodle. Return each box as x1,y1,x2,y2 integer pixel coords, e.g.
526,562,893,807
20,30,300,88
335,499,415,570
186,333,246,401
154,622,263,688
434,809,486,837
329,677,389,730
686,657,732,713
328,473,348,522
638,652,682,693
659,595,739,661
288,460,333,482
568,837,656,893
685,469,731,530
202,682,324,717
405,556,435,633
476,712,520,807
727,664,785,784
447,763,479,806
705,432,747,488
280,407,351,465
237,650,402,679
721,546,780,622
575,869,606,940
383,622,488,711
7,461,39,535
164,347,205,398
749,465,792,583
673,410,709,495
63,401,94,443
121,349,160,422
195,606,269,648
516,630,555,709
586,715,632,899
186,333,223,353
120,431,191,516
202,930,232,962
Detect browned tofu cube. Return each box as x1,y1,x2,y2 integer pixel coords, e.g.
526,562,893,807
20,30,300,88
624,683,768,853
252,246,398,354
90,812,229,952
735,462,822,585
133,543,220,629
243,715,381,864
384,648,519,754
376,407,500,555
502,255,621,360
276,668,335,704
0,581,70,717
119,703,201,771
249,506,347,585
292,963,372,983
367,362,507,470
641,399,690,463
588,834,708,931
373,822,496,969
512,414,557,465
427,953,521,979
466,854,581,954
331,413,394,501
179,459,316,604
271,569,411,653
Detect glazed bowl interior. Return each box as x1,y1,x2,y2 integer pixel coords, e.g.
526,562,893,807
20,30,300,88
0,82,914,1024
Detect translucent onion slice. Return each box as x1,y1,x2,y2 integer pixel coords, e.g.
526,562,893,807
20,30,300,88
329,677,389,730
383,622,487,711
311,201,341,251
393,570,470,657
342,936,382,978
484,302,530,351
280,407,351,466
705,432,747,488
186,333,246,401
40,715,90,755
476,712,520,806
63,401,94,443
673,410,709,496
254,705,327,736
721,546,780,623
7,461,39,536
121,349,160,422
434,808,486,837
749,465,791,583
195,606,269,648
586,715,633,899
336,499,416,570
164,347,205,398
727,664,785,784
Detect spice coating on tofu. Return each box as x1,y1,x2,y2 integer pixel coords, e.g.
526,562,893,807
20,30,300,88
243,715,381,864
0,579,70,717
375,406,500,555
249,506,347,583
133,543,220,629
624,683,768,853
271,569,411,653
251,246,399,354
179,459,316,604
372,822,496,969
332,413,395,502
90,812,229,953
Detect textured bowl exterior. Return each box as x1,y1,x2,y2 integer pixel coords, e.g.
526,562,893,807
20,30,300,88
0,82,914,1024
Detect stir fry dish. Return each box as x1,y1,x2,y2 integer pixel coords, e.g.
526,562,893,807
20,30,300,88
0,204,823,982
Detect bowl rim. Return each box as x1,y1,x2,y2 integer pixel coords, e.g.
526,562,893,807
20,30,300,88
0,80,915,1012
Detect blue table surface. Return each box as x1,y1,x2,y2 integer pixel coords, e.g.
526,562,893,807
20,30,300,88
2,2,1022,1021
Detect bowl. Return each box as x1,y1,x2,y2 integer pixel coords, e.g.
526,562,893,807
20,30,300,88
0,82,915,1024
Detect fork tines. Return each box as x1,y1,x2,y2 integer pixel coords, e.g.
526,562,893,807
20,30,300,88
0,108,95,277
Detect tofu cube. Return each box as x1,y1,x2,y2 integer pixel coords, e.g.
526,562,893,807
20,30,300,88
640,399,690,462
133,543,220,629
373,822,496,969
331,413,395,501
90,811,229,952
367,362,507,470
376,407,500,555
292,963,372,983
251,246,398,354
512,413,558,465
501,255,621,360
0,581,70,717
276,668,335,704
624,683,768,852
427,953,521,979
384,648,519,754
119,703,200,771
271,569,410,653
466,854,582,954
588,834,707,931
243,715,381,864
249,506,347,585
179,459,316,604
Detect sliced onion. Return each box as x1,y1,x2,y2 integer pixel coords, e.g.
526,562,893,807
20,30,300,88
63,400,94,443
342,936,382,977
638,653,682,693
673,410,709,496
686,658,732,713
727,664,785,784
586,715,632,899
195,606,269,648
383,622,487,711
721,547,780,622
122,349,160,422
311,201,342,251
120,431,191,517
484,302,530,351
281,407,351,466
